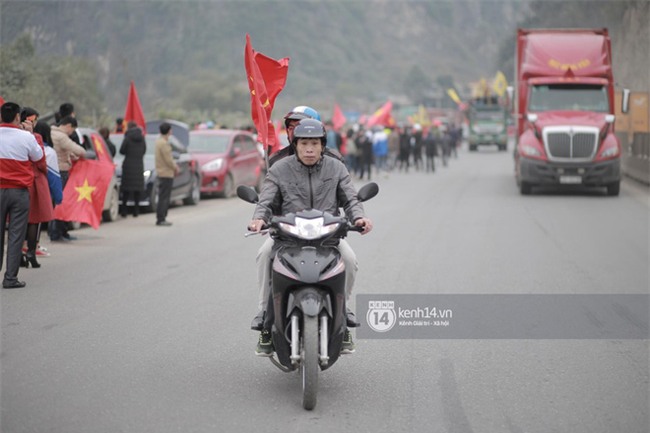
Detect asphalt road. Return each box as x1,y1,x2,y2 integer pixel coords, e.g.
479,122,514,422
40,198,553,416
2,145,648,433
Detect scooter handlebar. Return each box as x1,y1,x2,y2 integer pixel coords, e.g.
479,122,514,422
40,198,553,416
347,223,364,233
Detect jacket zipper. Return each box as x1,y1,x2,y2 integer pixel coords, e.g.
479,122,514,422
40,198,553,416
308,166,314,208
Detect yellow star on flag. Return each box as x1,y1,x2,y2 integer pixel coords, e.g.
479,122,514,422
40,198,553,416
75,179,96,203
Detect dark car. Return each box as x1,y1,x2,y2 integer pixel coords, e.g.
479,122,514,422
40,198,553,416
111,120,201,212
77,127,120,222
189,129,265,198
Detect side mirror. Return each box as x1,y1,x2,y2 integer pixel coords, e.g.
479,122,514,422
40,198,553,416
231,147,242,158
237,185,259,204
621,88,630,114
357,182,379,202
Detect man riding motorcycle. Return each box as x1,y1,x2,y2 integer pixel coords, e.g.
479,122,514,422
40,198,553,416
248,118,373,355
251,106,350,330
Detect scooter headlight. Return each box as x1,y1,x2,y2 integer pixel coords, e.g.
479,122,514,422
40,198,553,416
279,217,340,240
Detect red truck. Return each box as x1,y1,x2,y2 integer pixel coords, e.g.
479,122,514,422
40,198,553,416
512,28,629,195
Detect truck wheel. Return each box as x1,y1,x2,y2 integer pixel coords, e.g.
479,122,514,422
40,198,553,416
520,181,532,195
606,182,620,196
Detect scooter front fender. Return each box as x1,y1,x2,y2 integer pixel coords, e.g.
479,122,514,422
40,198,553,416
287,288,332,318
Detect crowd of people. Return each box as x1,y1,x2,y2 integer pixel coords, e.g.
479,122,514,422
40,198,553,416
328,122,464,181
0,101,111,288
0,98,187,289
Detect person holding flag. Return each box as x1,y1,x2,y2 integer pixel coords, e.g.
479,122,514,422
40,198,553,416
244,35,356,341
248,118,373,355
268,106,344,166
250,105,353,334
49,116,86,241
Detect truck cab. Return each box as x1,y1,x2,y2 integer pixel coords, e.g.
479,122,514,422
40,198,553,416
513,28,629,196
468,96,508,151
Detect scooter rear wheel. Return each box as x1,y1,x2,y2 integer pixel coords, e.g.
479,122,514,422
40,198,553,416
301,315,319,410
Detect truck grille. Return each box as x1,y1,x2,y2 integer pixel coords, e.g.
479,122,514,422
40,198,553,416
543,127,599,161
473,124,503,134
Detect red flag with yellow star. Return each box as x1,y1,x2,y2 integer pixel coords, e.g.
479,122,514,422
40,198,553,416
53,159,114,229
90,133,113,165
244,34,289,155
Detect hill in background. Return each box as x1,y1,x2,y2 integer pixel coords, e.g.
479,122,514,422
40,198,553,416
1,1,645,125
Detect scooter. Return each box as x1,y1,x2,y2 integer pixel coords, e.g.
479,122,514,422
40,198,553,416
238,182,378,410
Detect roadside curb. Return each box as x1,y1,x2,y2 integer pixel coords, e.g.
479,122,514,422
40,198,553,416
622,176,650,206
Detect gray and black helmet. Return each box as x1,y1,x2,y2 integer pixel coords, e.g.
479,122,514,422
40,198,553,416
291,118,327,147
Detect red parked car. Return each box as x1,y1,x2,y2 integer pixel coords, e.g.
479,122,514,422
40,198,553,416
189,129,266,198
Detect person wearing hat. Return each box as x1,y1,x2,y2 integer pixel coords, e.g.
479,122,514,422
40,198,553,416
248,118,373,356
0,102,46,288
268,106,344,167
252,106,348,332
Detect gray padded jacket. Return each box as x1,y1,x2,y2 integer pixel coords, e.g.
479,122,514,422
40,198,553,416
253,154,365,223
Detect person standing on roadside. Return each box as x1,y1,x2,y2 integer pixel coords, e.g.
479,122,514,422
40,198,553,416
56,102,83,147
154,122,178,226
49,115,85,241
0,102,45,289
20,108,53,269
114,117,124,133
98,127,117,157
119,122,146,217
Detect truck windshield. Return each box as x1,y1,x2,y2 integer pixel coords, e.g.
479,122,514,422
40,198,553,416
528,84,609,112
474,110,503,121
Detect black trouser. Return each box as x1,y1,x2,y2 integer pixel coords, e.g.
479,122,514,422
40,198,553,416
49,171,69,240
121,190,141,216
0,188,30,284
156,177,173,223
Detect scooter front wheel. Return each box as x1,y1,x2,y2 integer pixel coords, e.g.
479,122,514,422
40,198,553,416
301,315,319,410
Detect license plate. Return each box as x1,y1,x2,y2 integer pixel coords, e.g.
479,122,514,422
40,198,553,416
559,175,582,184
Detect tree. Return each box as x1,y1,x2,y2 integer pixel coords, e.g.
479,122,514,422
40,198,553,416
0,33,104,123
403,65,432,104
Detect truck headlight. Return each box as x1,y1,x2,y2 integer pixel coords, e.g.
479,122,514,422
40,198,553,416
600,146,619,158
521,145,542,157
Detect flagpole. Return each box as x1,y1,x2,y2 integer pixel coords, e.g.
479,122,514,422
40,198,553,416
264,142,270,170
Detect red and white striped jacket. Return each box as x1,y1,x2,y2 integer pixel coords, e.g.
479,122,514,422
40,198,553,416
0,123,45,189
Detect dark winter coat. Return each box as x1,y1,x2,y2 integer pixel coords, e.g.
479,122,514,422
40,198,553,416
424,132,438,157
119,127,146,192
